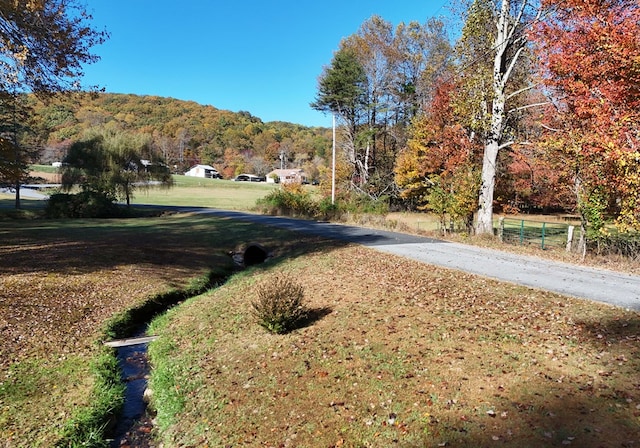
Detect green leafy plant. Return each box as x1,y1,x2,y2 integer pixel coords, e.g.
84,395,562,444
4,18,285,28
257,183,318,218
252,274,308,334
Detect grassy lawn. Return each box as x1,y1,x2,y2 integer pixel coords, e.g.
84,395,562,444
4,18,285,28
2,172,639,447
0,212,329,446
147,246,640,447
24,167,278,211
134,174,278,210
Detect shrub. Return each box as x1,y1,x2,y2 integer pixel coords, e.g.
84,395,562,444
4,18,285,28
587,231,640,260
257,183,318,218
341,192,390,215
317,196,341,220
252,274,308,334
45,191,121,218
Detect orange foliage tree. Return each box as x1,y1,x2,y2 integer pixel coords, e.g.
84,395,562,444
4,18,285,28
532,0,640,231
395,80,481,231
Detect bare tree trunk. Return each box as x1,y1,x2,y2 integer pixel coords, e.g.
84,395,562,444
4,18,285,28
14,179,21,209
476,139,500,234
475,0,533,234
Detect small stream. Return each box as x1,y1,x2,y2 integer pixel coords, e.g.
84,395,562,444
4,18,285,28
106,243,268,447
109,332,155,448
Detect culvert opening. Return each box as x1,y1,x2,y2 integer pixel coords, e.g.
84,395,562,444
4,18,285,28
230,242,270,267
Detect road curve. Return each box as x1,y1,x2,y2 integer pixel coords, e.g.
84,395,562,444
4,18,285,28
186,208,640,311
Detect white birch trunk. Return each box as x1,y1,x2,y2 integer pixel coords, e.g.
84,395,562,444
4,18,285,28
476,0,532,234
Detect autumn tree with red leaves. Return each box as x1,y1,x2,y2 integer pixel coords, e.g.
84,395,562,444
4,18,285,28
532,0,640,232
395,79,481,232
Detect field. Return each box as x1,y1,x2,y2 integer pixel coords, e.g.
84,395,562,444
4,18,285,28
1,175,639,447
20,167,278,211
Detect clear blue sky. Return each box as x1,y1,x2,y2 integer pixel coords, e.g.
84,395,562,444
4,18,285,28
81,1,450,128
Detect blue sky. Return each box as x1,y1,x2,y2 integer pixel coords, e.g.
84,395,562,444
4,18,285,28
81,1,451,128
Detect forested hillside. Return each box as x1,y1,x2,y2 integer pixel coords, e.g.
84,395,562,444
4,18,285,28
30,93,332,179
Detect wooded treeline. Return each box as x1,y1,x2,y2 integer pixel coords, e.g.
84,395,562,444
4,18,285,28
313,0,640,236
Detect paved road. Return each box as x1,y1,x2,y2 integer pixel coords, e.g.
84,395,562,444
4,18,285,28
188,208,640,312
0,187,49,200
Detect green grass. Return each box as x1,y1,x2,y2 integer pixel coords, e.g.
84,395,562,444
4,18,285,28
57,348,125,448
30,164,60,174
136,176,278,210
25,166,279,210
0,212,333,447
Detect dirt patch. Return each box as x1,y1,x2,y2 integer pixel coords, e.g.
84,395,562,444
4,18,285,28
29,170,61,183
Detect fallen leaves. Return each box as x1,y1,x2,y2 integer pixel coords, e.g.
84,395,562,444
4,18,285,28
3,220,640,447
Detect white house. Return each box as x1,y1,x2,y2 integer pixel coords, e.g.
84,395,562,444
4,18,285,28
266,169,307,184
184,164,221,179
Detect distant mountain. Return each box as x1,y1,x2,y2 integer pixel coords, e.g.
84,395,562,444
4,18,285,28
31,93,332,178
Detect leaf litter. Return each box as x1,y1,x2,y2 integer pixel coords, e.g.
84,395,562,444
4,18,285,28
150,244,640,447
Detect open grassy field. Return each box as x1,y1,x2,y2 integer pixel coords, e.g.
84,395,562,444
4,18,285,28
23,167,278,211
134,175,278,210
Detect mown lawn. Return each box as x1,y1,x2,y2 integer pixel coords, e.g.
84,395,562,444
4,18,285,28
147,245,640,447
0,212,328,447
134,176,278,210
21,168,278,211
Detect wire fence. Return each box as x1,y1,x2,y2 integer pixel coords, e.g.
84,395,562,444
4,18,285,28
498,217,579,250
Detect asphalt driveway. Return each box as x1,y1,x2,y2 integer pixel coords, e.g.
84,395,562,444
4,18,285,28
191,208,640,311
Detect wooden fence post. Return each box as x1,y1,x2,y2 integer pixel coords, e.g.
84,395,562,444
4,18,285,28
566,225,574,252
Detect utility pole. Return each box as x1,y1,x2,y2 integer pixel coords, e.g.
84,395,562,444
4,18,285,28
331,113,336,205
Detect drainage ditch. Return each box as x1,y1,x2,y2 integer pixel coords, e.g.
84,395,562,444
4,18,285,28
104,243,269,447
108,332,155,447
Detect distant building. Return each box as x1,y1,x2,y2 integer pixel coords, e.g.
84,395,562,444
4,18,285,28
266,168,307,184
184,164,221,179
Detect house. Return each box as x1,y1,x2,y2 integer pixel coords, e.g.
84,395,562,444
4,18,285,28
184,164,221,179
266,169,307,184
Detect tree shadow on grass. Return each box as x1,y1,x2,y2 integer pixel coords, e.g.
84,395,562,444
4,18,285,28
573,314,640,348
0,214,350,277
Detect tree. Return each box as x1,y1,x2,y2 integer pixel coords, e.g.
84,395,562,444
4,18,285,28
393,18,454,121
532,0,640,231
61,128,172,207
458,0,542,234
0,0,107,94
395,79,481,230
312,46,368,190
311,47,368,129
313,17,453,199
0,0,107,207
0,93,40,208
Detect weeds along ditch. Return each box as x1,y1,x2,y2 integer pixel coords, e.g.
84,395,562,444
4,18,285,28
43,269,233,447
